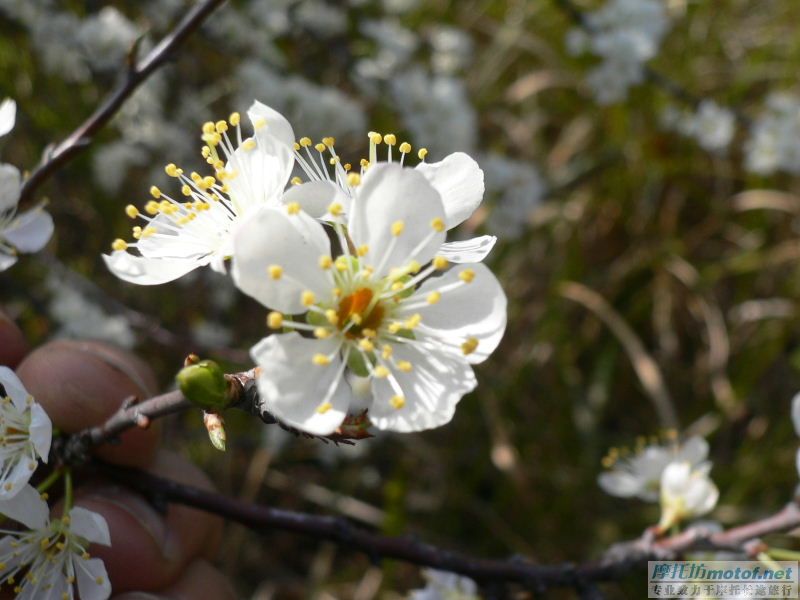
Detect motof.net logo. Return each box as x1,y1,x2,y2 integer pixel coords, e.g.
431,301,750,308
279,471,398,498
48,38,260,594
650,562,795,581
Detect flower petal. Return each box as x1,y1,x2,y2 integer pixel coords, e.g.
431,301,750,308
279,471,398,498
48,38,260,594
403,263,507,364
0,484,48,529
281,180,351,219
29,402,52,462
70,506,112,546
597,471,643,498
0,252,17,271
0,98,15,138
0,366,30,410
0,163,21,213
792,392,800,437
248,100,295,152
251,333,353,435
232,206,333,314
102,251,205,285
438,235,496,263
74,557,112,600
368,343,476,432
416,152,484,229
0,456,36,499
348,164,445,278
675,436,709,466
3,207,53,252
661,462,691,497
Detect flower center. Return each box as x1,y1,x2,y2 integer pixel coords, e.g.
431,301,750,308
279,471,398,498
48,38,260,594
337,287,384,338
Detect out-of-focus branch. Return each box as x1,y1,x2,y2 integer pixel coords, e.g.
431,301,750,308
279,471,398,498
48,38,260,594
18,0,228,206
94,460,800,592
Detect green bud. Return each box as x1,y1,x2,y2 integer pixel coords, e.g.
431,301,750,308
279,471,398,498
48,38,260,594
176,360,229,410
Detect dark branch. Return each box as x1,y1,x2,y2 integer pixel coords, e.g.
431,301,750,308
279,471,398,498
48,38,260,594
18,0,228,206
57,368,369,464
94,462,800,592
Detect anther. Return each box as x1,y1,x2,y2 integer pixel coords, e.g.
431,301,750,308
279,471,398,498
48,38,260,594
374,365,390,378
111,239,128,252
125,205,139,219
286,202,301,215
391,395,406,409
433,256,449,270
301,291,316,306
347,173,361,186
418,148,428,160
268,265,283,280
431,217,445,232
397,360,413,372
427,291,441,304
384,133,397,146
391,220,405,236
319,255,333,269
290,176,302,185
357,245,369,257
461,337,479,355
267,312,284,329
312,354,331,366
317,402,333,413
459,269,475,283
229,112,241,126
399,142,412,153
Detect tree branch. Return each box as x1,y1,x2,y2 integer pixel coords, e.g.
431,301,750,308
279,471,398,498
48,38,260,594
17,0,228,206
93,461,800,592
56,368,369,464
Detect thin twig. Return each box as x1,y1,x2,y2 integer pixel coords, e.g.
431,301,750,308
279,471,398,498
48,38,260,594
17,0,228,206
93,461,800,592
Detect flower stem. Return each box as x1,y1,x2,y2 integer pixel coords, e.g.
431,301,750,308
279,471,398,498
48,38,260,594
63,469,74,515
36,468,64,494
765,547,800,561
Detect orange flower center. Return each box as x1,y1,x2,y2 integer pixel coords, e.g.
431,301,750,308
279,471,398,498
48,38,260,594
337,288,385,338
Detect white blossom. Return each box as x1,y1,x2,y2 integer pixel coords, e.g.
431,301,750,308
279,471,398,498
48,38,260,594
0,490,111,600
104,101,296,285
428,26,473,75
745,92,800,175
482,154,545,240
47,278,136,349
663,100,736,152
232,163,507,435
0,100,54,272
78,7,140,72
566,0,670,104
0,368,52,499
408,569,481,600
390,68,478,157
287,129,495,264
658,461,719,531
598,436,710,502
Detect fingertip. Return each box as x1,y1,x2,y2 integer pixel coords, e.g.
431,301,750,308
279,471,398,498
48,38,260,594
0,310,28,368
16,339,160,466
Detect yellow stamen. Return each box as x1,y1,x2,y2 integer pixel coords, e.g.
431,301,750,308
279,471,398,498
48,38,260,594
391,395,405,409
459,269,475,283
302,291,316,306
461,337,479,356
391,220,405,236
268,265,283,280
312,354,331,366
267,312,283,329
111,239,128,252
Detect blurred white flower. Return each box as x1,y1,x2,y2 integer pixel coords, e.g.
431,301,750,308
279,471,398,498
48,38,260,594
355,19,418,82
791,392,800,476
658,461,719,531
599,436,710,502
47,278,136,349
104,101,296,285
0,100,55,272
0,367,52,499
482,153,545,240
233,163,507,435
0,493,112,600
31,12,90,82
429,26,473,75
235,61,367,140
390,68,477,157
78,7,139,72
0,98,15,137
663,100,736,152
409,569,481,600
567,0,670,104
295,0,347,36
745,92,800,175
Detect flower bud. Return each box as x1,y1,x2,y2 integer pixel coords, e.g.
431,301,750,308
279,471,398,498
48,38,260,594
176,359,229,410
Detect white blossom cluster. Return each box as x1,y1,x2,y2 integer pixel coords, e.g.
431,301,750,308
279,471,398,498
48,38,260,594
46,277,137,349
566,0,670,104
662,101,736,153
481,153,546,240
744,92,800,175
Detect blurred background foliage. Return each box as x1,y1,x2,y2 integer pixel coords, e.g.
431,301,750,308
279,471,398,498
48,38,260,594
3,0,800,597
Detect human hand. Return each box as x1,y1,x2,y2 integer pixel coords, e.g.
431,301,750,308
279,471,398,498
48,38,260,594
1,310,236,599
